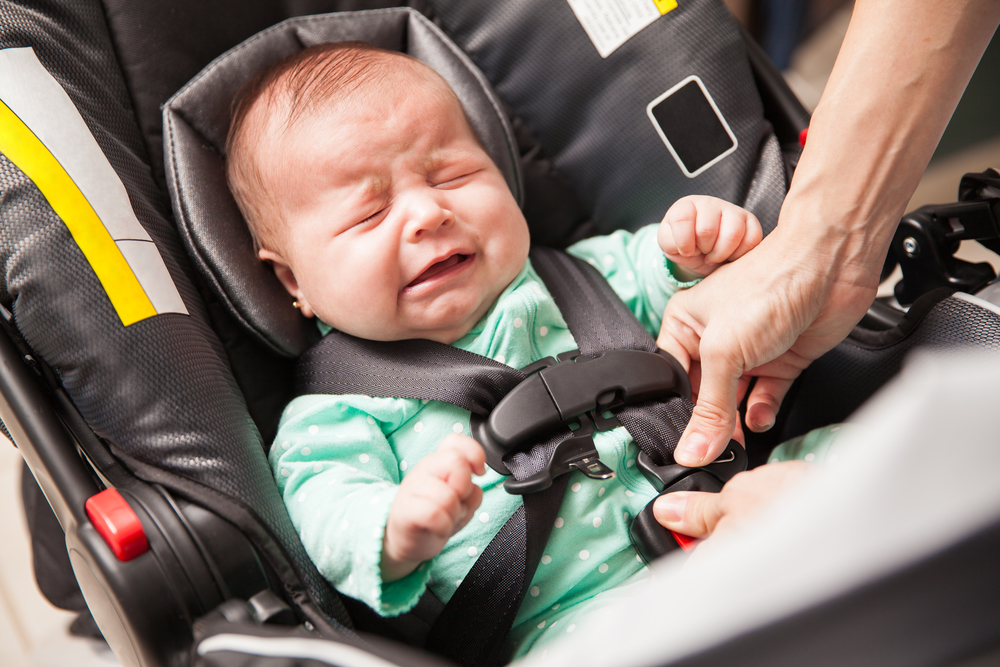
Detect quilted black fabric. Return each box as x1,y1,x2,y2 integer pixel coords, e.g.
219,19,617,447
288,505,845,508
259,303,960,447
0,0,350,629
429,0,787,236
782,293,1000,438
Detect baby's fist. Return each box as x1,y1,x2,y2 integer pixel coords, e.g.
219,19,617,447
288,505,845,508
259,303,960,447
381,434,486,581
658,195,763,280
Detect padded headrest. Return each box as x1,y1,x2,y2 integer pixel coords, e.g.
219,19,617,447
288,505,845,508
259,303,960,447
163,8,523,357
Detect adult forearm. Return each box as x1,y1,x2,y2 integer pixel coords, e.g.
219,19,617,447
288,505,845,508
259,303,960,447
782,0,1000,285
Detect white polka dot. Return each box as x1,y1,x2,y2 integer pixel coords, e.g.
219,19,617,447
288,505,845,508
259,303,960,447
340,405,348,412
770,458,780,464
647,285,655,296
599,563,609,573
571,482,582,492
324,545,331,557
495,354,506,364
598,487,605,497
297,492,306,503
552,603,560,610
479,512,490,523
554,517,564,528
541,555,552,564
626,271,635,281
567,624,576,633
579,550,590,560
530,586,540,597
340,520,349,531
347,466,358,473
537,621,546,629
301,447,311,456
359,453,370,463
804,453,816,462
456,579,464,587
453,423,464,433
625,490,635,497
414,421,424,433
286,405,294,414
588,259,598,267
627,458,636,468
308,425,319,435
831,426,841,432
603,254,614,266
355,553,363,565
592,517,603,528
421,399,429,405
400,460,408,471
313,463,323,473
367,416,375,425
281,469,290,477
636,554,643,563
534,284,544,295
348,574,354,586
539,326,549,336
282,441,290,450
624,511,630,521
513,317,524,329
468,547,478,557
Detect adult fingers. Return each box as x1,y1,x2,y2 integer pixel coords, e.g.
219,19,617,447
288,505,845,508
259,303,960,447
673,333,743,466
745,375,795,432
651,491,723,538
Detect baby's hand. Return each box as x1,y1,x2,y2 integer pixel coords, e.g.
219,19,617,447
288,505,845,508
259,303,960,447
381,434,486,582
658,195,763,281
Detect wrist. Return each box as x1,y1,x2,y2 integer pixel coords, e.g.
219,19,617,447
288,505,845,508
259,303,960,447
380,534,422,583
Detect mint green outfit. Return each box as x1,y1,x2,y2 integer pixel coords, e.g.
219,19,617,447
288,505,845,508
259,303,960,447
270,224,843,658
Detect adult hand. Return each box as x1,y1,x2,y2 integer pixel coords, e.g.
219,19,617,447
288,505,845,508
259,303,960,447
658,0,1000,466
652,461,814,541
657,222,877,466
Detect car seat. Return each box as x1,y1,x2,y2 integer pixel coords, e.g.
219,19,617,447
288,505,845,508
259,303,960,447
1,1,999,666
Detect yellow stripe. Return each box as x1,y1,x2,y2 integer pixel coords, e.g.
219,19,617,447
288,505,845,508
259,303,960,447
653,0,677,15
0,99,156,326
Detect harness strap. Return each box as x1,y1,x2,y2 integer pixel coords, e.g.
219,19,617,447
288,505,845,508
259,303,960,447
294,247,695,666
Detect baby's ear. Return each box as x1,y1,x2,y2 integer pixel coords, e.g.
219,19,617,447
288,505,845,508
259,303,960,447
258,248,315,318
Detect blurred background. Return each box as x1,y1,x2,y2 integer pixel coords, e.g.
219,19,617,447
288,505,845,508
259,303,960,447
1,2,998,665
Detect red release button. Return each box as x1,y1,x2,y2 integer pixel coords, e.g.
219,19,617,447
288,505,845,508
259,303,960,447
85,489,149,561
798,127,809,148
669,530,700,552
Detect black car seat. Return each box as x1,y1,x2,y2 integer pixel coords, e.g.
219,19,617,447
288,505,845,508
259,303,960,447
2,1,1000,666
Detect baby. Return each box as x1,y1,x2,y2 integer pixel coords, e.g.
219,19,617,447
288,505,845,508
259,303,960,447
226,42,779,657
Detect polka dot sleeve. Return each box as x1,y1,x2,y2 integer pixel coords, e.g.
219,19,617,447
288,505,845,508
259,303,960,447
566,224,689,337
269,394,432,617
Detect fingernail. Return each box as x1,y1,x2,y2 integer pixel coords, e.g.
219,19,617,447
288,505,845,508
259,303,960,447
750,416,774,432
676,432,710,465
654,494,687,524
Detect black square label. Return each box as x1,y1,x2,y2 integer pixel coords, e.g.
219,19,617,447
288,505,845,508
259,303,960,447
647,76,737,178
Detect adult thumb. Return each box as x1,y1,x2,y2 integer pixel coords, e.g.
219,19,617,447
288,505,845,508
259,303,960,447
674,343,741,466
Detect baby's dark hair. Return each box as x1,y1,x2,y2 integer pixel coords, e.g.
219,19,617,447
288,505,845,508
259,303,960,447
225,42,446,253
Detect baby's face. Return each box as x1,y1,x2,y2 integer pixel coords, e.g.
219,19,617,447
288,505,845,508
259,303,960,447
260,71,529,343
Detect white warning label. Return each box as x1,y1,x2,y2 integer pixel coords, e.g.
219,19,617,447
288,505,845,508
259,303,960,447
567,0,677,58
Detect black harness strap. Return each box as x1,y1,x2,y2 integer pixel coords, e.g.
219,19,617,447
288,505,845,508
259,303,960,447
294,247,695,666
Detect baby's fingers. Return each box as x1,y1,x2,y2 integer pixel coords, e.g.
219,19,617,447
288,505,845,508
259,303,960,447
727,211,763,262
660,197,699,257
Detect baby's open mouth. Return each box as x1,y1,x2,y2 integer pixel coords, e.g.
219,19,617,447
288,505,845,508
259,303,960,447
408,253,471,288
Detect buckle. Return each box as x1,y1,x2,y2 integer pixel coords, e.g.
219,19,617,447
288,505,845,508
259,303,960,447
471,348,690,494
630,442,748,564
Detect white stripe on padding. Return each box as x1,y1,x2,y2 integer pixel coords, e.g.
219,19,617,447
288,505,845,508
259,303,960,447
197,634,404,667
116,240,187,315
